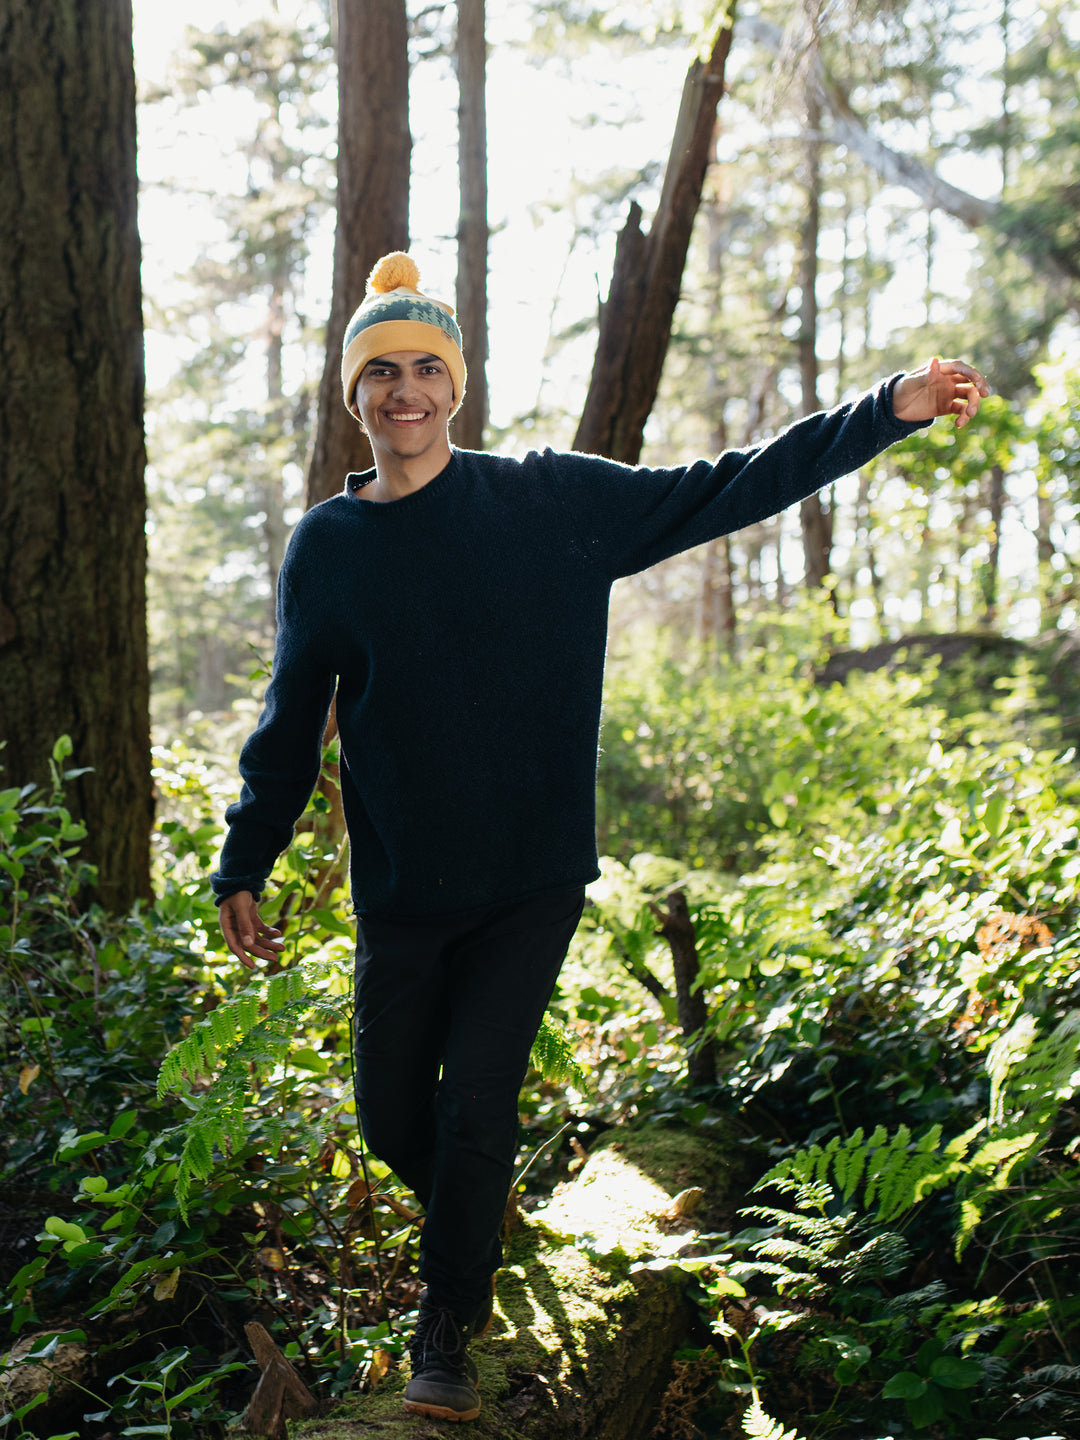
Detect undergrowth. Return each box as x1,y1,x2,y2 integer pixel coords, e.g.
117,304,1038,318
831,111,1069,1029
2,645,1078,1439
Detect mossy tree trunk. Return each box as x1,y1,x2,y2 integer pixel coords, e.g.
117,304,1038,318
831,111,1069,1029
0,0,151,909
294,1124,747,1440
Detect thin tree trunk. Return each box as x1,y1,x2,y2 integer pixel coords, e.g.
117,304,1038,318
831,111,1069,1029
0,0,151,909
651,890,717,1090
452,0,489,450
1035,483,1056,629
855,472,884,634
982,462,1006,626
797,89,833,594
263,254,289,617
305,0,410,507
573,9,736,461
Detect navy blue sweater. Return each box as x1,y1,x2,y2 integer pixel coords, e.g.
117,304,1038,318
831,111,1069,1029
212,378,924,917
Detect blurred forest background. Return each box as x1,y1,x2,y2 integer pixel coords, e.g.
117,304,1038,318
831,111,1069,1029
1,1,1079,1438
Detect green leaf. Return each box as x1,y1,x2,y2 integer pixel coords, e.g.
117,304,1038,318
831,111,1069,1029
109,1110,139,1139
983,792,1009,837
882,1370,927,1400
929,1355,982,1389
56,1129,108,1160
43,1217,87,1246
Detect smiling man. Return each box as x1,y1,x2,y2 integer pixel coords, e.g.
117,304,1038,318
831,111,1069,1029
212,252,989,1423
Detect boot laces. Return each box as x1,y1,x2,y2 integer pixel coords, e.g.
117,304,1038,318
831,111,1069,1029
414,1305,469,1368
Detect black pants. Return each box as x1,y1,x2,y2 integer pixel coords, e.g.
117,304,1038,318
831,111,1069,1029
352,885,585,1320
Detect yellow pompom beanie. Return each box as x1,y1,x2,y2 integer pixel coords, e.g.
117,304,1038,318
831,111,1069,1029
341,253,467,415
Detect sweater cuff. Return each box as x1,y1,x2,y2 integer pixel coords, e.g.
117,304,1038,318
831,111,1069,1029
210,874,265,906
884,372,932,432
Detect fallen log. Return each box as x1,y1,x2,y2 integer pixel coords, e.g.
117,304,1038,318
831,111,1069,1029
293,1121,747,1440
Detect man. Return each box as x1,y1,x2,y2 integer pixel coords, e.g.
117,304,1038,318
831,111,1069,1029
213,251,989,1422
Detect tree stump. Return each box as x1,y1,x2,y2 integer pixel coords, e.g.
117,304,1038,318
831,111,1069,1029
292,1121,747,1439
240,1321,319,1439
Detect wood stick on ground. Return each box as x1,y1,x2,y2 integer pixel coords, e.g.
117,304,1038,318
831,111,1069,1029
241,1320,319,1439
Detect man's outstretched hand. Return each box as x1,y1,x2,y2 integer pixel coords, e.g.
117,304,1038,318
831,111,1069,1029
892,356,990,430
218,890,285,968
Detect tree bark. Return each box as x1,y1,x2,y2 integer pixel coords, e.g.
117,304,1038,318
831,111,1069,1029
452,0,489,451
796,88,833,595
305,0,410,507
573,10,736,462
0,0,152,909
981,462,1006,625
652,890,717,1090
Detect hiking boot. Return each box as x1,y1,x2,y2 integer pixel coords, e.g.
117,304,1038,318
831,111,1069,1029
403,1304,481,1422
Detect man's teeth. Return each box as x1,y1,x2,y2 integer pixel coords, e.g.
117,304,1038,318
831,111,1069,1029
389,411,425,421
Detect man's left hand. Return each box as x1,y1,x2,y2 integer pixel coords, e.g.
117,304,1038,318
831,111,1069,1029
893,356,990,430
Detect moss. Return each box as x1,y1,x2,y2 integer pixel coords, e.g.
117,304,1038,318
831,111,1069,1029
598,1120,741,1199
293,1125,737,1439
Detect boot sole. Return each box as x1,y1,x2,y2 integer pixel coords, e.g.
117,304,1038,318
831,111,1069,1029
403,1398,482,1422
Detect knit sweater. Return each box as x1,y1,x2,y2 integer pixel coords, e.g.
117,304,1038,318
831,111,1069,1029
212,377,925,918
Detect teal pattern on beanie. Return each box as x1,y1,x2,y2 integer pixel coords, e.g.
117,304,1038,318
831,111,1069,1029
344,293,462,351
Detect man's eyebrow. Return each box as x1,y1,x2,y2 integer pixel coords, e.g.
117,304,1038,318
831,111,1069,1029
363,354,442,369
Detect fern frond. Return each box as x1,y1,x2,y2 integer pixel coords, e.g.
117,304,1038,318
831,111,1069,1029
989,1011,1080,1130
529,1013,588,1088
742,1399,807,1440
157,958,345,1099
955,1013,1080,1258
757,1121,980,1231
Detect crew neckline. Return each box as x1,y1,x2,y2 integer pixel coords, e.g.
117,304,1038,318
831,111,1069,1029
344,450,458,508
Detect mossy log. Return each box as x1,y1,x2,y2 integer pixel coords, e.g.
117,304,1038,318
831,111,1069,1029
293,1122,746,1440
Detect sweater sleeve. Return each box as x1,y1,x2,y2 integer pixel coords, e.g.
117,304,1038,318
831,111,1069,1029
210,562,336,904
562,376,926,579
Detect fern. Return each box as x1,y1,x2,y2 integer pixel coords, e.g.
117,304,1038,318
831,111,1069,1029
987,1010,1080,1130
742,1399,807,1440
155,958,351,1214
529,1012,588,1089
157,964,588,1215
753,1011,1080,1262
757,1121,979,1226
954,1010,1080,1255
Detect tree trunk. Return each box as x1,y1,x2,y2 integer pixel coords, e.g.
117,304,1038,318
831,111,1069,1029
312,1124,748,1438
305,0,410,507
452,0,489,451
797,89,833,595
699,198,737,655
573,10,736,462
0,0,151,910
1035,482,1056,629
652,890,717,1090
981,462,1006,625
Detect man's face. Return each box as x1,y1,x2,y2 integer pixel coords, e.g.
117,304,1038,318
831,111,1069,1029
350,350,455,465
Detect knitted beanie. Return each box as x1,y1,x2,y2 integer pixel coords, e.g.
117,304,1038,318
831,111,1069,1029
341,253,467,415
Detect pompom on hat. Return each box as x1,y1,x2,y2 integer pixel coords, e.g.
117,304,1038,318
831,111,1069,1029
341,252,467,416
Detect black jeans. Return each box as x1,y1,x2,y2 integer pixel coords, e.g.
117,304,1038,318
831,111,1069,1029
352,884,585,1320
